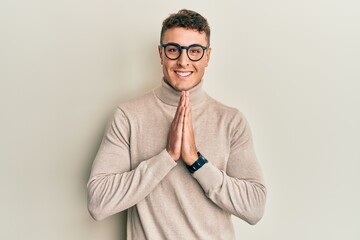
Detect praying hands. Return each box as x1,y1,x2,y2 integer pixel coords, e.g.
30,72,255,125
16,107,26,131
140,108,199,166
166,91,198,165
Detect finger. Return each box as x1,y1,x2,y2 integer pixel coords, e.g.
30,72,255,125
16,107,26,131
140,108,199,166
178,92,187,122
185,106,196,150
188,100,193,127
176,103,186,132
173,92,186,128
183,106,190,134
174,92,184,118
183,107,194,152
185,91,189,108
185,105,195,141
177,101,185,123
181,91,186,106
178,105,185,131
181,110,187,150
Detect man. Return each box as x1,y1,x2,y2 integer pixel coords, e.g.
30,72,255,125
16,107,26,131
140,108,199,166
87,9,266,240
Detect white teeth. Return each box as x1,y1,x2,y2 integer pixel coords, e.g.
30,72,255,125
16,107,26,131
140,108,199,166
176,71,191,77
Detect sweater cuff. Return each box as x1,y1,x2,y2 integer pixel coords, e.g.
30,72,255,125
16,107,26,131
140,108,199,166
147,149,177,181
192,162,223,193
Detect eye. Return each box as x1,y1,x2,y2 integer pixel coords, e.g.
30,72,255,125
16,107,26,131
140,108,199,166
167,46,179,53
189,47,202,55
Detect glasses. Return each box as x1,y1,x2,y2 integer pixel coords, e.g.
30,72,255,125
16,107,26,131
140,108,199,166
160,42,208,62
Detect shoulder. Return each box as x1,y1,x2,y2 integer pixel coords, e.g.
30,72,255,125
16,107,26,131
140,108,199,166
206,96,254,145
203,95,252,137
119,91,155,110
107,90,157,125
115,90,159,116
205,95,246,121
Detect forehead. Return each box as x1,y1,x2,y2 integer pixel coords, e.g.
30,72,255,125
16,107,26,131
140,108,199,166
162,27,207,46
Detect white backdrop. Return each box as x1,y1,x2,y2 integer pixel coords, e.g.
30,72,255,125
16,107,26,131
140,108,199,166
1,0,359,239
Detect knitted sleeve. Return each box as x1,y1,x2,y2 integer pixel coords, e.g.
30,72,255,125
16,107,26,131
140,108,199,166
192,111,267,225
87,107,176,221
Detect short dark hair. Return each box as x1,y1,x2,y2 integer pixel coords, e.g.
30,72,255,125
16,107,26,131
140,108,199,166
160,9,211,46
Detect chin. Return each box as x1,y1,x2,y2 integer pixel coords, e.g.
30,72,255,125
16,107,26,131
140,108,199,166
166,79,200,92
173,83,193,91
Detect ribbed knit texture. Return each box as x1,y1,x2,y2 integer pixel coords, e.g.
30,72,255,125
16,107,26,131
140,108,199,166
87,80,266,240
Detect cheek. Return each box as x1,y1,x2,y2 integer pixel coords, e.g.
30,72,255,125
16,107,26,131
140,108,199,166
163,61,175,71
194,62,207,72
162,62,173,77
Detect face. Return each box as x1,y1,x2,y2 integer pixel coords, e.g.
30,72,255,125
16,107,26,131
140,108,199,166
158,27,211,91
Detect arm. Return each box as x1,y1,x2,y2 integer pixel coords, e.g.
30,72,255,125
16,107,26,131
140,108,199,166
87,107,176,221
191,111,267,225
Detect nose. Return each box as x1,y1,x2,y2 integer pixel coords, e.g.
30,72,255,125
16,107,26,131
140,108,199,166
177,49,190,66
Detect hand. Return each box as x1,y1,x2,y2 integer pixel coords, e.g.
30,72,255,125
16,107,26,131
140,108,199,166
181,92,198,165
166,91,186,161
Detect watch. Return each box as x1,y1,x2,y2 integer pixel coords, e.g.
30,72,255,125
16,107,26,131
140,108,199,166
186,152,208,174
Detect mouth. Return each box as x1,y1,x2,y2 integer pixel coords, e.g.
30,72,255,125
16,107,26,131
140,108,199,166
175,71,193,77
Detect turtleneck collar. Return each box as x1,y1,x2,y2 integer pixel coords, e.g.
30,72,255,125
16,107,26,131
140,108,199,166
154,78,207,107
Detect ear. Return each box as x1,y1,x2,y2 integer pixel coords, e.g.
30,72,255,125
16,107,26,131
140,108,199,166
205,47,211,67
158,45,164,65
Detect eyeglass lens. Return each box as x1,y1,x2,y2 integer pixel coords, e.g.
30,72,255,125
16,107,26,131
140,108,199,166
164,44,205,61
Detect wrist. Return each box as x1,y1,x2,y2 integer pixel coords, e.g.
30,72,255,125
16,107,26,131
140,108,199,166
185,152,198,165
186,152,208,174
166,148,179,162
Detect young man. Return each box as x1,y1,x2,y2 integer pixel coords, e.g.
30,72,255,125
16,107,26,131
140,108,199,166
87,9,266,240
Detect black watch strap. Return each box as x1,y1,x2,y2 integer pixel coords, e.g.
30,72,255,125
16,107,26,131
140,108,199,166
186,152,208,174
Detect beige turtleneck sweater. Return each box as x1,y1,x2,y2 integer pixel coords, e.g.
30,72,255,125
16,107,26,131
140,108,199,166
87,80,266,240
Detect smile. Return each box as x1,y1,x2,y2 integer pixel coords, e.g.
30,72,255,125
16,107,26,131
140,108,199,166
175,71,192,77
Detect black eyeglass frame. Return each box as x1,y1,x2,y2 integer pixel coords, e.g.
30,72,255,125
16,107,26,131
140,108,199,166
160,42,208,62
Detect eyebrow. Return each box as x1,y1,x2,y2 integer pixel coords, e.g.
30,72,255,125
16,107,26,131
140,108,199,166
162,42,207,47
